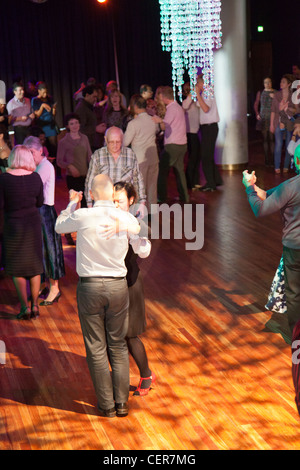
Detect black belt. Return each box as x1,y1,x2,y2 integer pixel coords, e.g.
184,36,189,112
80,276,125,282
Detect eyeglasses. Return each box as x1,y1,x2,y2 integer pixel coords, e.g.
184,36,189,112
107,140,122,145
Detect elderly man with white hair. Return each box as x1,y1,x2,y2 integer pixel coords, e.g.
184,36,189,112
84,126,146,217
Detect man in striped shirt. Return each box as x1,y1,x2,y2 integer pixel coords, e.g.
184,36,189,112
85,127,146,216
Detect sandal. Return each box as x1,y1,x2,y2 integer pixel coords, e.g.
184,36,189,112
31,304,40,319
17,306,31,320
133,372,156,396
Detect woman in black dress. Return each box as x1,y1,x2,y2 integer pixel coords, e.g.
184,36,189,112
0,145,44,319
113,181,156,396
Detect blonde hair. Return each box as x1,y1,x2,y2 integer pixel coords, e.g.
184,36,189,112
8,145,36,171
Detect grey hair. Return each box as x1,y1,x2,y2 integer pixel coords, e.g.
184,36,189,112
23,135,43,151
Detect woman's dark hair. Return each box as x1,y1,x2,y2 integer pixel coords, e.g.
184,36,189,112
36,81,47,91
282,74,295,86
114,181,137,204
131,94,147,110
82,85,96,97
64,112,81,128
0,124,12,149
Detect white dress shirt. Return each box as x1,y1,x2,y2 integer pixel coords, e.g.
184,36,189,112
35,157,55,206
55,200,150,277
197,97,220,125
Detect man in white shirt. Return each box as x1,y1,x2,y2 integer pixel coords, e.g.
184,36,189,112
55,174,149,418
195,74,223,191
182,82,201,190
124,95,159,213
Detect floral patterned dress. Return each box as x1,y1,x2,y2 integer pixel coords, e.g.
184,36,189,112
265,255,287,314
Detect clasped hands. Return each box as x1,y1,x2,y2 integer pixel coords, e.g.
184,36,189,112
242,170,257,188
69,189,83,210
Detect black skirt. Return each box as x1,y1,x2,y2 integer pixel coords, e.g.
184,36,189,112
3,210,43,277
40,205,65,280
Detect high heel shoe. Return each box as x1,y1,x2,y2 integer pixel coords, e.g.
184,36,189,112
30,304,40,319
40,291,61,306
17,306,31,320
38,286,49,299
133,372,156,397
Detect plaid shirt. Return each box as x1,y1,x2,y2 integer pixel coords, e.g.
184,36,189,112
85,146,146,206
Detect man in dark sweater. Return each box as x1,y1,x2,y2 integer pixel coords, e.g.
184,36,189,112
243,146,300,336
75,85,98,151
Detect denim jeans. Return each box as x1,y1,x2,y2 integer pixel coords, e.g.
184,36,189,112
274,126,293,170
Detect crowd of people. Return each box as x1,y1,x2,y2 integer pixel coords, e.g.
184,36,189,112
1,67,300,418
244,65,300,415
254,70,300,172
0,74,223,214
2,74,222,418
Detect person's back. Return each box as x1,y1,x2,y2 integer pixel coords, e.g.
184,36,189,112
61,201,136,277
266,174,300,249
124,112,157,164
0,172,43,214
164,100,187,145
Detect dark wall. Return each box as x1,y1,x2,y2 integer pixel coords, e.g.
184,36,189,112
2,0,299,127
1,0,172,126
248,0,300,88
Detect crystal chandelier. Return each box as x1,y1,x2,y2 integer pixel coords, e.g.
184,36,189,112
159,0,222,100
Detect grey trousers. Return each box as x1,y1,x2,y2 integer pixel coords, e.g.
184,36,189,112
77,277,129,410
157,143,189,203
139,160,159,213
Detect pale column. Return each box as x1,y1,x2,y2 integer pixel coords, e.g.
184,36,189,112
214,0,248,168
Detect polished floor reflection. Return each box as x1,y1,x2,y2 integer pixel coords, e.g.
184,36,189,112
0,139,298,450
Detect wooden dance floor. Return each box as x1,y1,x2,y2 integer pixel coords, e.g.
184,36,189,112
1,139,299,451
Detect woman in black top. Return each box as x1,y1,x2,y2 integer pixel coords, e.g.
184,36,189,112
0,145,44,319
113,181,156,396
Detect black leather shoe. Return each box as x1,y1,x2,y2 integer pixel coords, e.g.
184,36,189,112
97,404,116,418
40,291,61,306
115,402,129,417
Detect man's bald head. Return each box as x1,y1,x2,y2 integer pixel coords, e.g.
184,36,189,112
90,174,114,201
105,126,123,142
105,126,124,157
